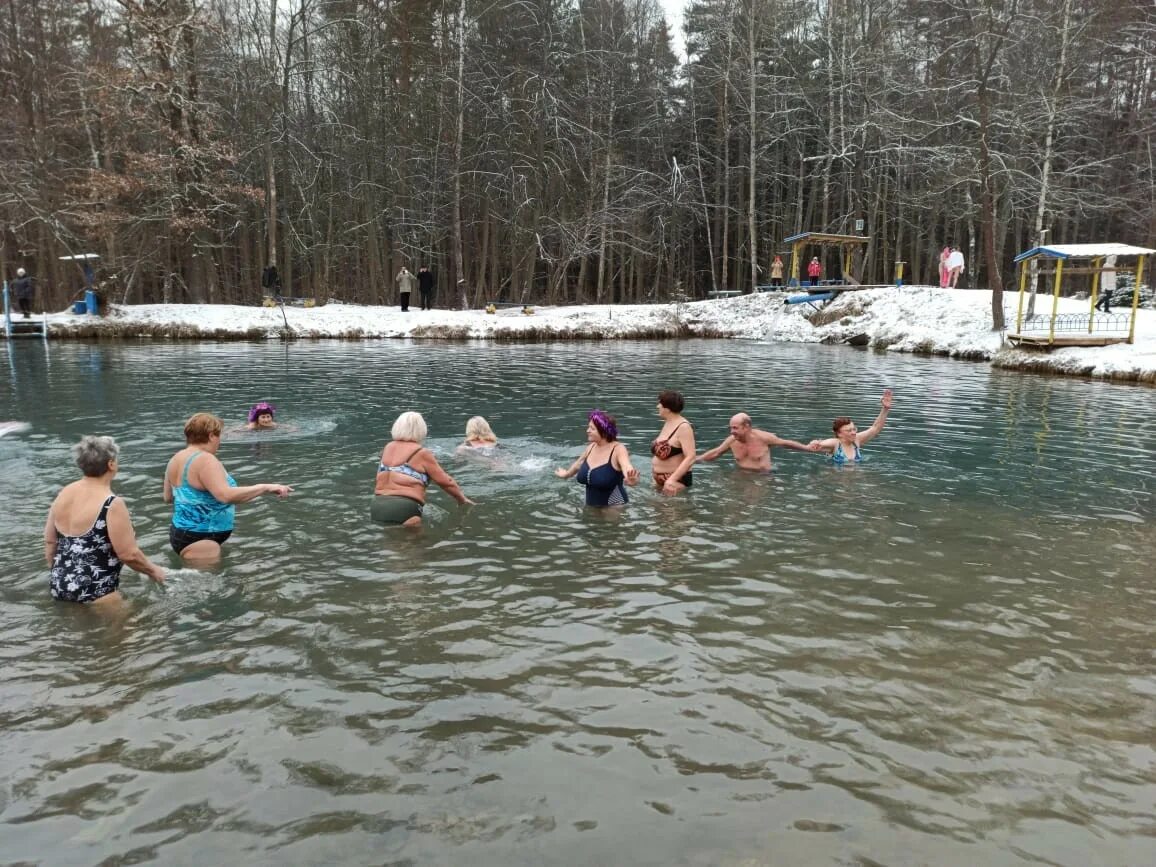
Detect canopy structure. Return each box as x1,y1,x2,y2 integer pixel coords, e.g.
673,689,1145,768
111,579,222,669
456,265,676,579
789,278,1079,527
59,253,100,291
783,232,868,287
1009,242,1153,348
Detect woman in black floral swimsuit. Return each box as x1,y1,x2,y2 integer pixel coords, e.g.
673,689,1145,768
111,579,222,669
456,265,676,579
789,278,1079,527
44,436,167,607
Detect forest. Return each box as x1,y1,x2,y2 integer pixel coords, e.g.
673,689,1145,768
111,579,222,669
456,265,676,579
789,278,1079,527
0,0,1153,325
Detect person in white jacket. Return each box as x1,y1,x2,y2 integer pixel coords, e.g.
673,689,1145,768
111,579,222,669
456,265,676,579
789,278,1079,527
946,248,965,288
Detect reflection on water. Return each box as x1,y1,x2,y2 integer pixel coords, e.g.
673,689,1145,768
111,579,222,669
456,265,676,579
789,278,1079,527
1,340,1154,865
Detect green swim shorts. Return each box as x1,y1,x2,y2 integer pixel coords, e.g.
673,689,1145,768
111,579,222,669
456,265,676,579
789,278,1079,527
370,494,424,525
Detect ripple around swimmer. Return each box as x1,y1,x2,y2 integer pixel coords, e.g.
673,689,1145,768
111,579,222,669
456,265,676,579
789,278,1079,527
2,339,1156,864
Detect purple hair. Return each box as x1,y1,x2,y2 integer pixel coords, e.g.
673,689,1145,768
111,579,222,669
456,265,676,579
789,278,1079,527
588,409,618,441
248,402,276,423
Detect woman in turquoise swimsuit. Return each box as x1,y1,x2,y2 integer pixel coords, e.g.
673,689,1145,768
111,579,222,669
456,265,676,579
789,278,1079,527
808,389,893,465
164,412,294,564
373,411,474,526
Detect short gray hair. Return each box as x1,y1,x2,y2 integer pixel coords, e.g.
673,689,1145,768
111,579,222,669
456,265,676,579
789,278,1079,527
72,435,119,477
391,411,427,443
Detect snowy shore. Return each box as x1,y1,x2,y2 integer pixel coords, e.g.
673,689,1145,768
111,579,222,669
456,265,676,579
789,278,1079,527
22,285,1156,384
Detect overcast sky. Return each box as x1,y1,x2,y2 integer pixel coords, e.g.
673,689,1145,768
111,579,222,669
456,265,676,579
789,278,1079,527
660,0,687,62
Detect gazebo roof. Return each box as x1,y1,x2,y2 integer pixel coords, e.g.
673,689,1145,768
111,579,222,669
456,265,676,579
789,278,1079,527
1013,243,1156,263
784,232,869,246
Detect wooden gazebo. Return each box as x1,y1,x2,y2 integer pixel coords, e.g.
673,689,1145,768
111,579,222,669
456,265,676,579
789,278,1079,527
783,232,869,287
1009,243,1152,348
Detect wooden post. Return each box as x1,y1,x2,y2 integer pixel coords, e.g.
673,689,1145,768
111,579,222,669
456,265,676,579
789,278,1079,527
1015,258,1028,333
1048,258,1064,344
1088,256,1102,333
1129,255,1145,344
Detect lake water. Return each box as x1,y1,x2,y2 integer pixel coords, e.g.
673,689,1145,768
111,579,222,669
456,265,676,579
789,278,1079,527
1,339,1154,865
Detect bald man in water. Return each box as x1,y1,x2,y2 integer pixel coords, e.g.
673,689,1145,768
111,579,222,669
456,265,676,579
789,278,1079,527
696,413,815,470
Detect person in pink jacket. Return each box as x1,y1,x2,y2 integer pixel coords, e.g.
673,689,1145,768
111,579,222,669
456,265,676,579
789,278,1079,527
807,257,822,287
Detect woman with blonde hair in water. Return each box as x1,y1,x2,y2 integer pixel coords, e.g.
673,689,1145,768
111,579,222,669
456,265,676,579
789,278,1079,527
373,411,475,525
459,416,499,453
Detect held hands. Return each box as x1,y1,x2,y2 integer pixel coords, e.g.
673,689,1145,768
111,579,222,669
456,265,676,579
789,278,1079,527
662,478,680,495
881,388,893,410
806,440,824,451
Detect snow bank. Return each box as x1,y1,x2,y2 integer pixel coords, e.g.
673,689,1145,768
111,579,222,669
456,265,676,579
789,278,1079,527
28,286,1156,384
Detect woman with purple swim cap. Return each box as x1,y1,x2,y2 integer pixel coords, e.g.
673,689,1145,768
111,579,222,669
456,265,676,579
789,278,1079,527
555,410,640,507
246,402,278,431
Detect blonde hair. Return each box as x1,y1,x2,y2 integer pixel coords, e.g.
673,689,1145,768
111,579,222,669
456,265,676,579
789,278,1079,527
464,416,497,443
184,412,224,444
391,411,428,443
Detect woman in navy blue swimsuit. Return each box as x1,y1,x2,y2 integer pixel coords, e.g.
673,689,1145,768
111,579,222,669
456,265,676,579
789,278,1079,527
555,410,640,507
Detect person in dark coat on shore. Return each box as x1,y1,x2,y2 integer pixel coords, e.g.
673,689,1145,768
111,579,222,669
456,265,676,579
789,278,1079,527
12,268,33,318
417,266,435,311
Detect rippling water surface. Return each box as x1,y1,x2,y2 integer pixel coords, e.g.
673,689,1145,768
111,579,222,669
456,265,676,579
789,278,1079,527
2,340,1154,865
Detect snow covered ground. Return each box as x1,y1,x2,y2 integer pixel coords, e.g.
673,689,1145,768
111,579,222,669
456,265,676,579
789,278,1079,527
30,285,1156,383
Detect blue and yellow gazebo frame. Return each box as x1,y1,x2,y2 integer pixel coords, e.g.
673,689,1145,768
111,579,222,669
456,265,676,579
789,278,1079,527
1009,242,1152,348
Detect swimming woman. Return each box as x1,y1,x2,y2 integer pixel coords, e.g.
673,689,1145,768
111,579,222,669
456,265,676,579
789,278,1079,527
45,435,166,607
808,389,893,464
458,416,499,453
164,412,294,564
373,411,474,526
650,390,696,495
246,402,278,430
555,410,640,507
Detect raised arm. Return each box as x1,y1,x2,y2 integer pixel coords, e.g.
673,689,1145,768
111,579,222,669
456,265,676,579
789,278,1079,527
695,435,734,463
196,455,293,504
426,454,475,505
857,389,893,445
758,430,816,453
555,445,593,479
106,498,166,583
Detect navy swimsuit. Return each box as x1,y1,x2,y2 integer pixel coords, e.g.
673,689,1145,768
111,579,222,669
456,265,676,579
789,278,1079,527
577,447,628,507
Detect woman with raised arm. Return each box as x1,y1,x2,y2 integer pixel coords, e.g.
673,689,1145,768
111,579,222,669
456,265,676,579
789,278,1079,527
45,435,166,607
555,410,640,507
164,413,293,563
373,411,474,526
808,389,893,465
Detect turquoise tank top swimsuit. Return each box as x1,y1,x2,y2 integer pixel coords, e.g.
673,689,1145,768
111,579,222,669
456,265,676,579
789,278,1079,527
170,451,237,553
831,442,863,466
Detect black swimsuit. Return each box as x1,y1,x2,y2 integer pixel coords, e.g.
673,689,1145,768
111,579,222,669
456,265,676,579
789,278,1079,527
50,495,124,603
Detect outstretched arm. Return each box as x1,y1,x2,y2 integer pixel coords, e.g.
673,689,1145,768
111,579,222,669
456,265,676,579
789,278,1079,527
555,445,593,479
806,437,838,454
428,457,475,505
695,436,734,463
613,444,641,487
857,389,893,445
758,430,816,453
